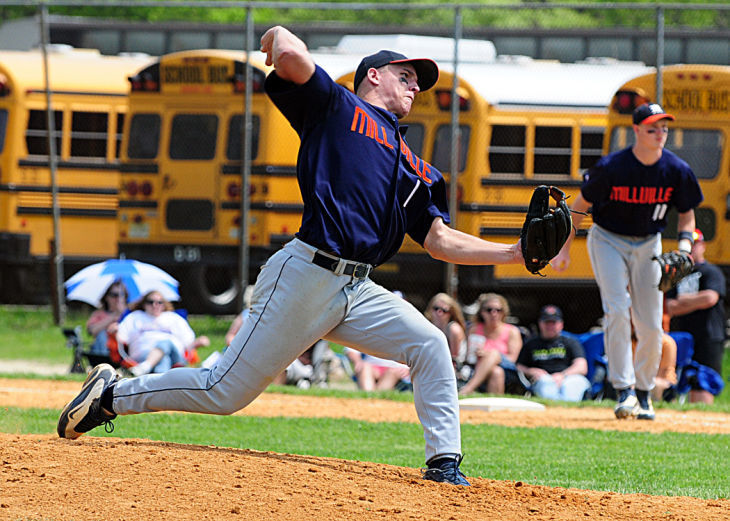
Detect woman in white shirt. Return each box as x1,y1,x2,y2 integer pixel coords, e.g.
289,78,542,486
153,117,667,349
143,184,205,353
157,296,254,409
116,291,209,376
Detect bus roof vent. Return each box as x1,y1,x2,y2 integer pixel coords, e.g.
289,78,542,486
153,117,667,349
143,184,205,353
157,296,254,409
495,55,534,64
578,57,647,67
37,43,75,54
118,52,151,59
33,44,104,57
335,34,496,64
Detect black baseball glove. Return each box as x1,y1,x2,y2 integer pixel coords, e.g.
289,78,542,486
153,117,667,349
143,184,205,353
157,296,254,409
653,251,694,292
520,185,572,275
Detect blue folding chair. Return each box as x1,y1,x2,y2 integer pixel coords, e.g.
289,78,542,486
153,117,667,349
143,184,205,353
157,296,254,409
577,331,608,400
668,331,695,370
668,331,725,402
666,331,694,403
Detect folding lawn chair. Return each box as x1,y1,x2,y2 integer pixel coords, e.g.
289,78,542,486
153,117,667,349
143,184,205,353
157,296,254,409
577,331,609,400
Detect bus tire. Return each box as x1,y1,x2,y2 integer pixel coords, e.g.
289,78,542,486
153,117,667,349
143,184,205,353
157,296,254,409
184,264,240,315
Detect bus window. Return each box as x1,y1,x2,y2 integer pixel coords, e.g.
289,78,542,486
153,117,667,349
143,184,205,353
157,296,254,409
115,113,125,159
489,124,525,174
580,127,604,170
534,126,572,176
695,207,716,241
170,114,218,160
128,113,160,159
70,111,108,158
25,109,62,156
609,126,632,152
610,126,722,180
402,123,424,157
666,129,723,180
0,109,7,154
433,124,470,173
226,114,260,161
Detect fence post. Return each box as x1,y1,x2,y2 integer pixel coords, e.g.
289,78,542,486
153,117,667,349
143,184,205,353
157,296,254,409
655,6,664,105
40,3,65,325
49,239,62,325
445,6,462,299
238,6,254,313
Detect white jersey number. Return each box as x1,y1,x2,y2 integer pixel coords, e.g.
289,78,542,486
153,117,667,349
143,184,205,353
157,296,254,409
652,203,668,221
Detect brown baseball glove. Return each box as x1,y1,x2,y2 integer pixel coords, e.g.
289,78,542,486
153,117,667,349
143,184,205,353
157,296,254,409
653,251,694,292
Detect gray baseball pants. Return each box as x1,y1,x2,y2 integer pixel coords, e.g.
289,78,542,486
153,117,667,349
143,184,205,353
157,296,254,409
112,238,461,462
587,224,663,391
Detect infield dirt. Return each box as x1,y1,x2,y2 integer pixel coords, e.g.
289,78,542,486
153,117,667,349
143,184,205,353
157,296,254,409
1,377,729,520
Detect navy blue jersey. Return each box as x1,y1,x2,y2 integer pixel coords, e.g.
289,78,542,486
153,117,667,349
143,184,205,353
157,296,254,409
581,147,703,236
265,65,450,266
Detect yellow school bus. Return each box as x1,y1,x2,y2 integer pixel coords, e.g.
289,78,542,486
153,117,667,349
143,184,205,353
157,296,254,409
118,49,311,313
117,40,650,322
334,47,651,319
0,46,150,303
605,64,730,294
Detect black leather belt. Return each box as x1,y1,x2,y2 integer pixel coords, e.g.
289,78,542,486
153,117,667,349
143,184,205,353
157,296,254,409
312,250,372,279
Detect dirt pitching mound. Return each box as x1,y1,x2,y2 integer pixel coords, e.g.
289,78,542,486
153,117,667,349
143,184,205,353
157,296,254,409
1,378,729,520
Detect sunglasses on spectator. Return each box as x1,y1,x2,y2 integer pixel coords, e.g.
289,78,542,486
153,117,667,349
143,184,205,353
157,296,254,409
432,305,450,314
481,307,503,314
107,291,125,298
145,299,165,306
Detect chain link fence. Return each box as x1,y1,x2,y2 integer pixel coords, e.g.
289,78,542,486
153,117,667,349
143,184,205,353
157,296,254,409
0,1,728,333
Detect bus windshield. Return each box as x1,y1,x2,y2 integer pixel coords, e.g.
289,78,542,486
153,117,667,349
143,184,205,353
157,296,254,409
608,126,724,180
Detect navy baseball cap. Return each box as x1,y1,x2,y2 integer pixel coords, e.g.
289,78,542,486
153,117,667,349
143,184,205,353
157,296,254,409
539,305,563,322
353,50,439,92
633,103,675,125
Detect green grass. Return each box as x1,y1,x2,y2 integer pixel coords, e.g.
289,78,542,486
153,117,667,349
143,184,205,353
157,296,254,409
0,304,232,365
4,304,728,404
1,305,730,499
3,406,728,499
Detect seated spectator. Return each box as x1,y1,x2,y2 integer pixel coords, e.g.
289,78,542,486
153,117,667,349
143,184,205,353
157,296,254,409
116,290,210,376
273,340,339,389
86,280,128,356
224,285,255,347
458,293,522,395
225,310,249,347
517,305,591,402
423,293,467,368
344,347,411,391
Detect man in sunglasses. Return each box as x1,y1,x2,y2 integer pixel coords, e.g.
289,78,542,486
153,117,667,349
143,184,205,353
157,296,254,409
553,102,703,420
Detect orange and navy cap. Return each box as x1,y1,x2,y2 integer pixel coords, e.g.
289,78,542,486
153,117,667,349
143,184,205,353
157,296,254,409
632,103,676,125
353,50,439,93
693,228,704,242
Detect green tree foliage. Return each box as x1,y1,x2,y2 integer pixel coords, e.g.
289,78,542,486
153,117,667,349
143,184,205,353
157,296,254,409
0,0,726,32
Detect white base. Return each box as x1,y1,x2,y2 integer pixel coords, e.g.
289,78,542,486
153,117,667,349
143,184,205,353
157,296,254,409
459,397,546,412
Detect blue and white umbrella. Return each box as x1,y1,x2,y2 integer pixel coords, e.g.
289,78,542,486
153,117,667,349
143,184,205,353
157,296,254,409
65,259,180,307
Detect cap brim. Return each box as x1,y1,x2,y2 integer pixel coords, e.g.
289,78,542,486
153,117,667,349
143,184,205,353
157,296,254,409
539,315,562,321
639,113,675,125
389,57,439,92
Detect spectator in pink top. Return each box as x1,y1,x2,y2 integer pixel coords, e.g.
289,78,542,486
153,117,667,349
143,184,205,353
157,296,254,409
458,293,522,395
424,293,467,368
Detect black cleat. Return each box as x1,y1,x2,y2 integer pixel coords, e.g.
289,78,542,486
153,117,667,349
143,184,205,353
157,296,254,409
422,455,471,486
636,389,655,420
57,363,118,439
